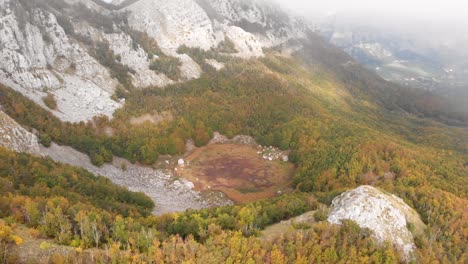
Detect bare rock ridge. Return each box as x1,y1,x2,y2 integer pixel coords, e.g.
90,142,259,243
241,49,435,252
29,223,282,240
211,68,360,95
0,0,310,122
0,0,121,122
0,110,40,154
327,185,425,260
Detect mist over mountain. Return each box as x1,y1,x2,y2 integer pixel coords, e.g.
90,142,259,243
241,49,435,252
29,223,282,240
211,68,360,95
274,0,468,107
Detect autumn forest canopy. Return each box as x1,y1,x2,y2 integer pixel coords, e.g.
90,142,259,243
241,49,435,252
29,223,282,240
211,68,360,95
0,45,466,262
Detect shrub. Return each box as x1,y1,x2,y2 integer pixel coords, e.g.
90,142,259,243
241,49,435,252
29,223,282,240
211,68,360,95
42,93,57,110
149,56,182,80
313,205,330,221
39,133,52,147
216,37,238,54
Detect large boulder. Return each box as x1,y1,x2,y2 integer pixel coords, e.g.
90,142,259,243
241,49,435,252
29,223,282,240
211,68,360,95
327,185,425,260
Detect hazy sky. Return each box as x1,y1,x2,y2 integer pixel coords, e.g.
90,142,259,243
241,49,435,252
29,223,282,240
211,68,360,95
274,0,468,24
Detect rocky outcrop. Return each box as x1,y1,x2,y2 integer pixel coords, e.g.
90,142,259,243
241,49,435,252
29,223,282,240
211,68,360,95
0,110,40,154
327,185,425,260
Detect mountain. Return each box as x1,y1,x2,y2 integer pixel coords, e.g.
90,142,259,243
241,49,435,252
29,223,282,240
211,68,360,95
0,0,466,263
0,0,308,122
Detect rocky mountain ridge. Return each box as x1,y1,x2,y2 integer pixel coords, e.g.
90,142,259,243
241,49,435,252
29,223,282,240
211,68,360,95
0,0,310,122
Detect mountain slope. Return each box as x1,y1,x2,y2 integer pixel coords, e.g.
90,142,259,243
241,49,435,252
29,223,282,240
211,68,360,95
0,0,312,122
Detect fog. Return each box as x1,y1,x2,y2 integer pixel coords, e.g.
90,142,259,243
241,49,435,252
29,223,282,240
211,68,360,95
274,0,468,54
274,0,468,25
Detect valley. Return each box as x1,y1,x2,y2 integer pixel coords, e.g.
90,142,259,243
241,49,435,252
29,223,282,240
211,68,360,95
0,0,466,263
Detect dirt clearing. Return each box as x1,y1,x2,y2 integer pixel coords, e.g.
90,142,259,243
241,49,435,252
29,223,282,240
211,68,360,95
178,144,294,203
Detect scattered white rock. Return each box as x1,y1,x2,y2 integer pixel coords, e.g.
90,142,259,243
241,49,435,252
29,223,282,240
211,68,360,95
259,145,289,161
184,180,195,189
178,158,185,166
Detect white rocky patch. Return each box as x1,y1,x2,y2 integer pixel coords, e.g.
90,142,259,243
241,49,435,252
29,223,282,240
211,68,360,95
205,59,225,70
223,25,264,58
123,0,219,80
104,33,172,87
124,0,218,52
0,110,40,154
174,53,203,80
210,0,308,46
258,145,288,162
52,75,122,123
328,185,425,260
